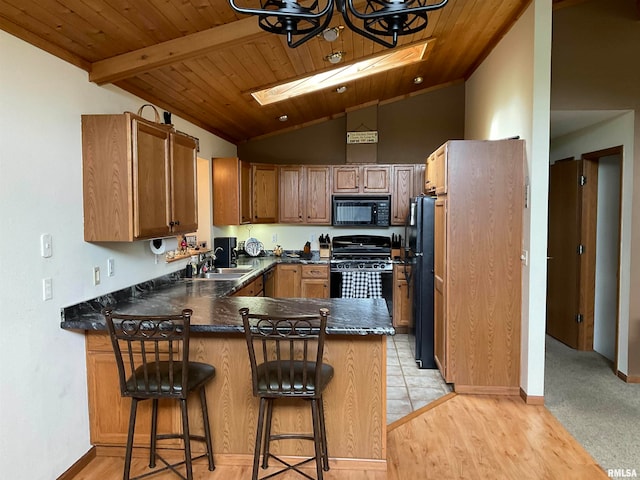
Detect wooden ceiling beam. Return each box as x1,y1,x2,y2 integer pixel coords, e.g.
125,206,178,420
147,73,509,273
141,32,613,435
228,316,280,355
89,17,264,85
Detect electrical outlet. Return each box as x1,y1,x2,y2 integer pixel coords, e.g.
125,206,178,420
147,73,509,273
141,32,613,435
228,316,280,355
107,258,115,277
42,278,53,301
93,266,101,285
309,234,315,242
272,234,278,243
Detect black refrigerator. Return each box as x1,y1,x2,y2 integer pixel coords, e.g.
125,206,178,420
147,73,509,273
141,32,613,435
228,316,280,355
405,195,436,368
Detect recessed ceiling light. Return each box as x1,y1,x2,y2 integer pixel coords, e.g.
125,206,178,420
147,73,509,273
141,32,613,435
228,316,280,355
278,114,288,122
336,86,347,94
413,76,424,85
324,51,345,64
252,40,433,106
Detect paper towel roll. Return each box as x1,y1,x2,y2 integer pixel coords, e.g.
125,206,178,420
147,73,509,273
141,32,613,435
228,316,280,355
149,236,178,255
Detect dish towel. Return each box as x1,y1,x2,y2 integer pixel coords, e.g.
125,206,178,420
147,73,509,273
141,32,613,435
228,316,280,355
341,272,383,299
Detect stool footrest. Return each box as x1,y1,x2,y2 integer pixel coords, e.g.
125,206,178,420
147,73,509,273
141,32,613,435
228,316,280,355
130,452,210,480
269,433,314,442
260,454,318,480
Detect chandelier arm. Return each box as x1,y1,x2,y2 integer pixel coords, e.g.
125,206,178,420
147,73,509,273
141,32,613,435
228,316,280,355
346,0,448,20
287,8,336,47
338,6,397,48
228,0,334,19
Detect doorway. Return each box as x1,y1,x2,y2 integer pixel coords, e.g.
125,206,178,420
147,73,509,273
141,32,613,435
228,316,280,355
546,147,622,366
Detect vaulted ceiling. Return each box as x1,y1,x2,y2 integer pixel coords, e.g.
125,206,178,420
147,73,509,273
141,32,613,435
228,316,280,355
0,0,585,144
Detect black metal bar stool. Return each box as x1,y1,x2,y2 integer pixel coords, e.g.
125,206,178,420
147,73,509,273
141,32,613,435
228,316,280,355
103,308,216,480
240,307,333,480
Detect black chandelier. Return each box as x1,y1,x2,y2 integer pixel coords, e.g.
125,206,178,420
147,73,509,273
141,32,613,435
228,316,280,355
228,0,449,48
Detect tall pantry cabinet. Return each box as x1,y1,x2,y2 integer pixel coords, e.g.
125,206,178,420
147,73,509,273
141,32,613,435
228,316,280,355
428,140,524,395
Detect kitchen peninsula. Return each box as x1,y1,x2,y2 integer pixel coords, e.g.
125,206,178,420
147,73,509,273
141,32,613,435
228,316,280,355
61,257,393,470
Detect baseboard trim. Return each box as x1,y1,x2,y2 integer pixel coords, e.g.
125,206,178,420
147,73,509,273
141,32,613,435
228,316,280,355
617,370,640,383
57,446,96,480
454,385,520,396
95,446,386,471
519,387,545,405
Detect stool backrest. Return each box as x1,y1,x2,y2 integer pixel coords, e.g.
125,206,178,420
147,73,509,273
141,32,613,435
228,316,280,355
240,307,330,398
102,308,192,399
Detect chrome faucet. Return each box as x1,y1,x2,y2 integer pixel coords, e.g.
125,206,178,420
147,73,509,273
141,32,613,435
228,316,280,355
213,246,224,259
196,253,214,274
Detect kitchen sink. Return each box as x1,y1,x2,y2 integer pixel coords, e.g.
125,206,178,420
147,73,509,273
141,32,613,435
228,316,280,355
191,266,254,281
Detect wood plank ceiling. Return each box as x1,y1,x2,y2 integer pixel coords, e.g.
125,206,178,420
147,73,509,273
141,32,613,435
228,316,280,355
0,0,553,144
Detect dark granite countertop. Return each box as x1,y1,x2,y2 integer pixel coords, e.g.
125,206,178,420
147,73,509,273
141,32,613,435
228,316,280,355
60,255,394,336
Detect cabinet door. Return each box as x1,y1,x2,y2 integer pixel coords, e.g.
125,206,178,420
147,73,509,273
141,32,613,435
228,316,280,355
301,279,329,298
279,166,304,223
391,165,414,225
362,166,390,193
133,119,171,239
274,264,301,297
263,268,276,297
426,145,447,195
170,132,198,234
305,166,331,224
240,160,252,224
333,166,360,193
87,347,178,445
433,197,448,380
213,157,238,226
253,164,278,223
393,265,412,328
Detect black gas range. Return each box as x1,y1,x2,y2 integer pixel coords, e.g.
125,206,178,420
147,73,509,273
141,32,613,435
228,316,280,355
330,235,393,272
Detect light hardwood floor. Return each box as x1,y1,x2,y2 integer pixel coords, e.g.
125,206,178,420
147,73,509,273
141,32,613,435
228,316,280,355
70,393,608,479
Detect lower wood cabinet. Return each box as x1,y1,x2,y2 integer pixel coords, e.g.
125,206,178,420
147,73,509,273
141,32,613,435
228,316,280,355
274,264,329,298
274,264,301,297
233,274,264,296
300,265,329,298
392,264,413,329
86,334,180,446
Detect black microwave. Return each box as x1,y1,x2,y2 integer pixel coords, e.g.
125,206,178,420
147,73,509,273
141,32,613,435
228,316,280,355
332,196,391,227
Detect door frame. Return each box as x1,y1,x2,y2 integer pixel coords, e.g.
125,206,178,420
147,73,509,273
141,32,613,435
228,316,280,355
580,146,623,370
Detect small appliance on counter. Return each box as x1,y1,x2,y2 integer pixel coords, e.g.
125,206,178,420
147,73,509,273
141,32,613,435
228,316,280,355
213,237,237,268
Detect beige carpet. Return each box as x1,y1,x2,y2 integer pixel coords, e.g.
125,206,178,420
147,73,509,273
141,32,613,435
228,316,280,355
544,335,640,471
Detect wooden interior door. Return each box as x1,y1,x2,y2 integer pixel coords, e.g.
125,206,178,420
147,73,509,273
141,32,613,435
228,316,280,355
546,159,582,349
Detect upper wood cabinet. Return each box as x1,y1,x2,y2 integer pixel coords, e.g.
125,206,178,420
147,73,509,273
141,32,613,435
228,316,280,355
425,144,447,195
82,112,197,242
212,157,252,226
279,166,304,223
252,164,278,223
333,165,390,193
279,166,332,224
391,165,414,225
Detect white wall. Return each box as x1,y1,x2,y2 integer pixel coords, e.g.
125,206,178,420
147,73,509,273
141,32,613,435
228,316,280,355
464,0,552,397
0,31,235,479
594,154,622,361
550,112,635,374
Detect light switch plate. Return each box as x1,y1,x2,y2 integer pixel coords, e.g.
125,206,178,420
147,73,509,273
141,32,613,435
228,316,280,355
41,234,52,258
43,278,52,300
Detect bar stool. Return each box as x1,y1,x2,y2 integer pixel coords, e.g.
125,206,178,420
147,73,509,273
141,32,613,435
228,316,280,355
103,308,215,480
240,307,333,480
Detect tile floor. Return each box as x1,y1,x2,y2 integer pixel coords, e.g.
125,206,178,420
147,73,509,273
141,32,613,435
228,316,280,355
386,333,452,424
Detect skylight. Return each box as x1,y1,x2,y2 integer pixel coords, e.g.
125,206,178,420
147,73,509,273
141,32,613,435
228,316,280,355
251,40,433,106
